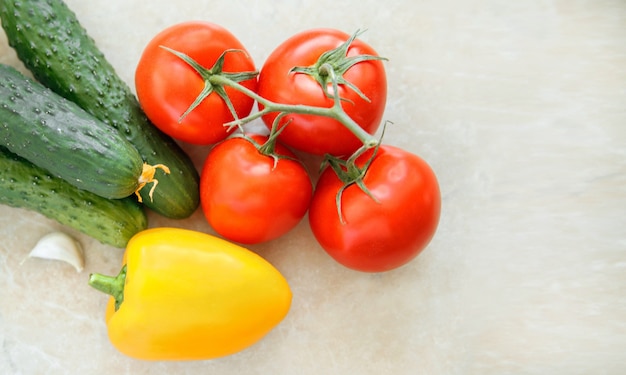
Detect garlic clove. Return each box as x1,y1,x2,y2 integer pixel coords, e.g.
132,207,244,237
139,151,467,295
28,231,85,272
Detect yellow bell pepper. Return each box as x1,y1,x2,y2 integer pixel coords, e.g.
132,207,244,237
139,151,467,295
88,227,292,361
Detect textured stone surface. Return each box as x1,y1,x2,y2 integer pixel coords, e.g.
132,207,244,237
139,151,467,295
1,0,625,374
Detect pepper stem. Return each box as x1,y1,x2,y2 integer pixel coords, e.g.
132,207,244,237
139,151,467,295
88,265,127,311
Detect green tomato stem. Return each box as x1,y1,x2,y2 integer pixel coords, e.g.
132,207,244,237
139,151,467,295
162,43,380,151
210,74,379,149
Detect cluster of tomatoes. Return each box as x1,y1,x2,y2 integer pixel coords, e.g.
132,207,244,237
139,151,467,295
133,21,441,273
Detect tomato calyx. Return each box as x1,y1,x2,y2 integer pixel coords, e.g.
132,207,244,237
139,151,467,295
290,30,387,102
321,122,393,223
237,114,298,170
160,46,258,125
322,144,381,224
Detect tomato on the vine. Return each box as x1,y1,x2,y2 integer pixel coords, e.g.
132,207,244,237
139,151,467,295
200,134,313,244
135,21,258,145
257,29,387,156
309,145,441,272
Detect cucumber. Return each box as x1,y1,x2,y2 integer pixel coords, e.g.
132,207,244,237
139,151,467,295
0,0,200,219
0,63,150,200
0,146,147,248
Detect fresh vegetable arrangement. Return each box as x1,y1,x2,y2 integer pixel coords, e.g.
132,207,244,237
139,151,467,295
134,22,441,266
0,0,441,362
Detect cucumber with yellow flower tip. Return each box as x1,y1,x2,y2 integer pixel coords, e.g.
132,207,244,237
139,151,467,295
0,0,200,218
0,146,147,248
0,64,166,200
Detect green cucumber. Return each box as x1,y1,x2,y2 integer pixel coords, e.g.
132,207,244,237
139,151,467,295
0,146,147,248
0,0,200,219
0,63,151,200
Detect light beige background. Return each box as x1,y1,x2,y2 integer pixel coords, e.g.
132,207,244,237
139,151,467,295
1,0,625,374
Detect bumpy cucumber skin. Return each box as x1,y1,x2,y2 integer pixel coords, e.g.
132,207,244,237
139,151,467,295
0,64,144,199
0,146,147,248
0,0,200,219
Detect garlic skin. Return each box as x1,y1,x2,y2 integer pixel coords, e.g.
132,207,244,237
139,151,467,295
29,232,85,272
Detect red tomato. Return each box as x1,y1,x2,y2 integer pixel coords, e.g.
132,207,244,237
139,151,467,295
257,29,387,156
309,145,441,272
200,134,313,244
135,21,257,145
